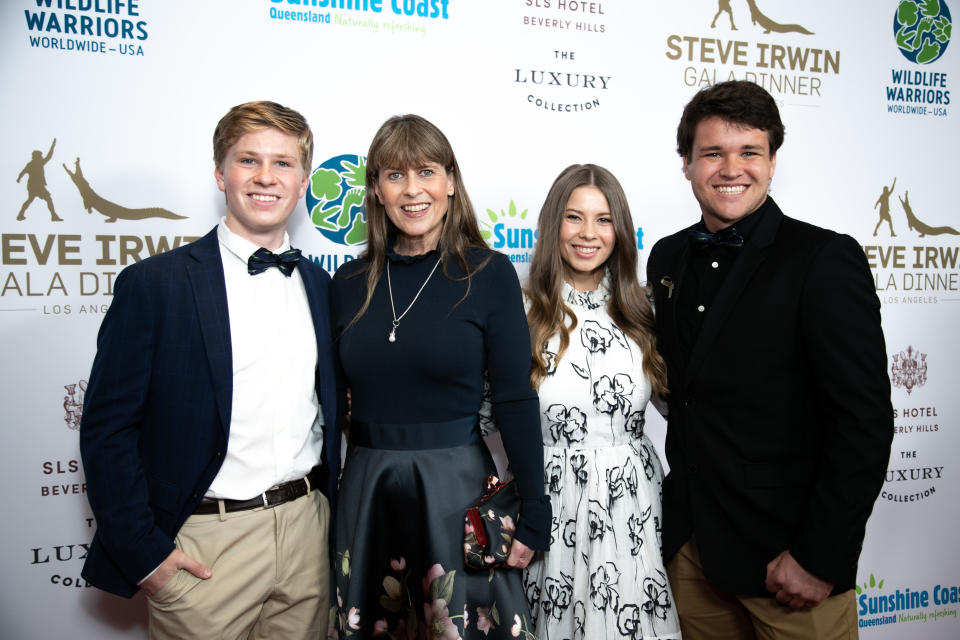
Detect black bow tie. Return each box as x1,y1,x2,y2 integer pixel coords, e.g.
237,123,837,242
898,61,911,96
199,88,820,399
247,247,301,277
687,227,744,249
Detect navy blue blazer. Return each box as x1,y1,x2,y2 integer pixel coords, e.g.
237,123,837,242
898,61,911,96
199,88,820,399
80,227,340,598
647,199,892,596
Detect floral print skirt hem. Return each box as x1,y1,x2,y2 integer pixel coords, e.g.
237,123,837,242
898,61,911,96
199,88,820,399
331,440,536,639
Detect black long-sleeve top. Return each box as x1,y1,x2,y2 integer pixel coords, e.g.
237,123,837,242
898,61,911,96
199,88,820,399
330,245,551,550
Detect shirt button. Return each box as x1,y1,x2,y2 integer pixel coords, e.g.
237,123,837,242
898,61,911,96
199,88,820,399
711,261,719,269
697,305,705,312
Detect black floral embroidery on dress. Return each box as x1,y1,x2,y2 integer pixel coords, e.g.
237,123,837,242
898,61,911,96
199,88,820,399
606,466,626,508
627,506,652,557
617,603,643,639
641,570,673,622
587,500,611,541
541,573,574,620
562,518,577,548
545,453,564,494
543,347,558,376
593,373,634,416
624,408,646,438
624,458,639,495
589,562,621,612
581,320,614,353
545,404,587,444
569,453,589,487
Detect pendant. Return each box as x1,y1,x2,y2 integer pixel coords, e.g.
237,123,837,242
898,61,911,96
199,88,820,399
388,329,396,343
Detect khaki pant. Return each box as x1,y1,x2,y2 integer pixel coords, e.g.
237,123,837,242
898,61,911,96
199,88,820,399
147,490,330,640
667,537,858,640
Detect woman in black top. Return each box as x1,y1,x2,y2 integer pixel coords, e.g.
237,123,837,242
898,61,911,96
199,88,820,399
329,114,550,639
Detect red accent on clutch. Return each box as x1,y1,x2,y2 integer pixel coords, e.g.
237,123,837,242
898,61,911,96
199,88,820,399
467,507,487,547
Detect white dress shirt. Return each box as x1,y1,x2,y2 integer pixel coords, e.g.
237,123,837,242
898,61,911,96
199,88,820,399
207,219,324,500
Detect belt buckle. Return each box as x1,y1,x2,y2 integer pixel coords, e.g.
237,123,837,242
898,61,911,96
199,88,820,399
261,487,282,509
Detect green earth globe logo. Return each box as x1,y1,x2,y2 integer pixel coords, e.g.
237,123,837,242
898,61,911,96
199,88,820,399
894,0,952,64
306,154,367,246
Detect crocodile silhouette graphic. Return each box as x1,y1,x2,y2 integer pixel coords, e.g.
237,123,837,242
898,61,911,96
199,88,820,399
712,0,814,35
899,190,959,237
63,158,186,222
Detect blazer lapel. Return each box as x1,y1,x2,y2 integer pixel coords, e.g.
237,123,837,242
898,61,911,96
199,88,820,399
685,202,782,381
299,264,331,382
185,229,232,437
655,230,693,388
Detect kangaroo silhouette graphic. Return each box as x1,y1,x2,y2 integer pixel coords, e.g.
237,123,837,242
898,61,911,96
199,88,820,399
63,158,186,222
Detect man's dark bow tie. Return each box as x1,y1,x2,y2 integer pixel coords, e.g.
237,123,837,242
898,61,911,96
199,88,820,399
687,227,744,249
247,247,301,276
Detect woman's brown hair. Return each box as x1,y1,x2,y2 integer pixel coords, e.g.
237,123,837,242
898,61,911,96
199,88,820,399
525,164,667,395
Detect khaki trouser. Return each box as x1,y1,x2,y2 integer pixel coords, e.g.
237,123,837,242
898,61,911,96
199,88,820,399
147,490,330,640
667,537,857,640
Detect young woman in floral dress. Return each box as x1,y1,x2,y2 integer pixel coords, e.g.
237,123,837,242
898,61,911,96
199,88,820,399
522,164,681,640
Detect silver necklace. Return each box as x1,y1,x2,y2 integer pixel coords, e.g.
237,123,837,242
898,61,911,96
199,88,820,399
386,257,442,343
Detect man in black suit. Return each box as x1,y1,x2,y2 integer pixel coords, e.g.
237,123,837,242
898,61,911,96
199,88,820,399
647,81,892,639
80,101,339,639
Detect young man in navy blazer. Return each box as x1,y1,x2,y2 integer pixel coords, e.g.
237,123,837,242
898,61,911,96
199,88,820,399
80,101,339,639
647,81,893,639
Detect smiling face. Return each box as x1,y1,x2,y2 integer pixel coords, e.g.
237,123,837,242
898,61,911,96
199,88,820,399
374,161,454,255
215,127,309,249
683,116,776,232
559,185,616,292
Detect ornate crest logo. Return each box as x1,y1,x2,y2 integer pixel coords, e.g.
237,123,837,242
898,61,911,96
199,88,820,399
890,346,928,394
63,380,87,430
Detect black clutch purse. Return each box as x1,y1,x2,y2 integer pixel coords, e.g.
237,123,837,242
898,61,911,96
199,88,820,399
463,475,520,570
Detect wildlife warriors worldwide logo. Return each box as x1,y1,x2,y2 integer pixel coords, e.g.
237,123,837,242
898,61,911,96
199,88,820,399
709,0,813,35
306,154,367,246
894,0,952,64
15,140,186,223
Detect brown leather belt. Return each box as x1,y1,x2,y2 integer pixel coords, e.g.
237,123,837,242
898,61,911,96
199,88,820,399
194,467,321,515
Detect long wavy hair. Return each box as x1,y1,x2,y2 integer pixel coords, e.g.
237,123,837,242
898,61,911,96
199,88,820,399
525,164,667,395
350,114,491,324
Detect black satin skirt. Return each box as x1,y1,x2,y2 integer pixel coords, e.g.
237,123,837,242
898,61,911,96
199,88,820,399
331,417,536,639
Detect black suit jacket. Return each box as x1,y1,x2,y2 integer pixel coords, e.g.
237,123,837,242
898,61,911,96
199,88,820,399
80,227,340,597
647,199,892,596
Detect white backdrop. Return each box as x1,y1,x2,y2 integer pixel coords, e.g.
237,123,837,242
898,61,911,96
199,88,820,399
1,1,957,637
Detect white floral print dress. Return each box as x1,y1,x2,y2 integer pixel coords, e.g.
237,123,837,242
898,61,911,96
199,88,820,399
523,278,681,640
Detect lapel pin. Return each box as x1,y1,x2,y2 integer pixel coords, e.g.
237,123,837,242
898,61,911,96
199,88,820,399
660,276,674,299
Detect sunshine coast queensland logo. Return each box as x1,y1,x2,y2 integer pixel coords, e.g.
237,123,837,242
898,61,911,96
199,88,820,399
863,176,960,305
3,140,196,316
268,0,450,35
665,1,837,103
23,0,149,57
887,0,952,118
856,573,960,630
305,154,365,272
480,201,536,265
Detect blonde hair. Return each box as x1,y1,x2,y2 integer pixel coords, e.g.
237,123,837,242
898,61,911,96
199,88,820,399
213,101,313,174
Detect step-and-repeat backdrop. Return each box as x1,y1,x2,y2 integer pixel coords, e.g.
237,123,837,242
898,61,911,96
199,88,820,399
2,1,957,637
